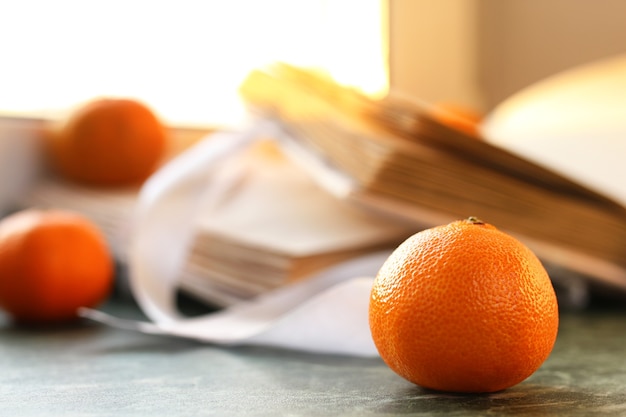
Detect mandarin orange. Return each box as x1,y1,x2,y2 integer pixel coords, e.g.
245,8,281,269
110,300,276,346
430,102,482,137
0,209,114,323
369,217,559,393
48,98,168,186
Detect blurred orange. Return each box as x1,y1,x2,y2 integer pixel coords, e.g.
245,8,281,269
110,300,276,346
0,209,114,324
48,98,168,186
430,102,483,137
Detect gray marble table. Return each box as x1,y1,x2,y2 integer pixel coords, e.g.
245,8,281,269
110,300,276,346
0,296,625,416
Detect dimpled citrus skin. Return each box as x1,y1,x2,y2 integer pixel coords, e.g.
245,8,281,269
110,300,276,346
369,219,559,393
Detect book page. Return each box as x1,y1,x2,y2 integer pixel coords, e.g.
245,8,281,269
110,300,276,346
195,141,412,258
482,54,626,207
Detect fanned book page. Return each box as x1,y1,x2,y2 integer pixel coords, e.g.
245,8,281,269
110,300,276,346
239,63,626,294
180,140,414,306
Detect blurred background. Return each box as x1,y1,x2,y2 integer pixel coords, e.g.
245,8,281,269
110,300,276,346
0,0,385,127
2,0,626,311
390,0,626,112
3,0,626,128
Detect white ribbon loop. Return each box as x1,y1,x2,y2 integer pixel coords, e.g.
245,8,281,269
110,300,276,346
87,123,385,357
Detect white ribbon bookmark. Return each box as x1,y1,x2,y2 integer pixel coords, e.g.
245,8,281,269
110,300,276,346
81,123,385,357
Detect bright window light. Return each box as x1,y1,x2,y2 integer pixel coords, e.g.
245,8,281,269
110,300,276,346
0,0,387,128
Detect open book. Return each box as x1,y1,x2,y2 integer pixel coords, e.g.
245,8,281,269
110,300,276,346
238,63,626,294
177,140,412,306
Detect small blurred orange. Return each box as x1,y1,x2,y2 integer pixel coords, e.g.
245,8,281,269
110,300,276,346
0,209,114,324
430,102,483,138
48,98,168,186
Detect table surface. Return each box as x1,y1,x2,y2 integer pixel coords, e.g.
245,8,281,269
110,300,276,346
1,295,625,417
